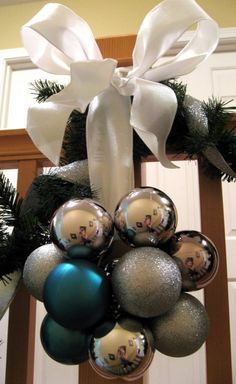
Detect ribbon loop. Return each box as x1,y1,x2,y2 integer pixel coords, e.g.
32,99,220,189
21,3,102,74
22,0,219,212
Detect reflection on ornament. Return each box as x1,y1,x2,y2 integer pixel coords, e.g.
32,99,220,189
150,293,209,357
112,247,181,318
168,230,219,290
40,314,90,364
50,199,114,258
23,243,65,301
43,259,111,330
114,187,177,247
89,323,154,380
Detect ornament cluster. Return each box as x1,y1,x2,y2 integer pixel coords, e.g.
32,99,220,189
23,187,219,381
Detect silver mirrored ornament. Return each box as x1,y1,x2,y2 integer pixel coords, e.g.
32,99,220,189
150,292,209,357
112,247,182,318
114,187,177,247
50,199,114,257
23,243,65,301
168,230,219,290
89,323,154,380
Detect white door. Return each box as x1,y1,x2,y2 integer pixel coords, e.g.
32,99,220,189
144,49,236,384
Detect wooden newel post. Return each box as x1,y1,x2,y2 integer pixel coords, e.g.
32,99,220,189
6,160,38,384
198,164,232,384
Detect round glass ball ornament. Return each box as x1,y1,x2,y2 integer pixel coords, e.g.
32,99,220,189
112,247,182,318
50,199,114,258
168,230,219,291
43,259,111,330
150,292,209,357
23,243,65,301
114,187,177,247
89,323,154,380
40,314,90,364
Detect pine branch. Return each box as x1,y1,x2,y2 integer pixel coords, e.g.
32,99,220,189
61,110,88,164
161,79,187,107
0,212,50,280
30,79,65,103
32,174,95,223
0,172,50,280
0,172,22,227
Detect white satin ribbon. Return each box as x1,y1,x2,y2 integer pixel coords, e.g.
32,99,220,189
21,0,218,212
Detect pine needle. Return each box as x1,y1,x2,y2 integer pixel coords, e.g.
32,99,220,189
30,79,64,102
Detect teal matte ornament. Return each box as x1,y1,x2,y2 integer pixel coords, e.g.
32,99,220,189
67,244,94,259
92,318,116,338
43,259,111,330
40,314,90,364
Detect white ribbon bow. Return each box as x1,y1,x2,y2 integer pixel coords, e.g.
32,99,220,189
21,0,218,212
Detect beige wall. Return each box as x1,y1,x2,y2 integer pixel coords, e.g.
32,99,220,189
0,0,235,49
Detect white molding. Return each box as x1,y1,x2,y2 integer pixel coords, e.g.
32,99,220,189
0,27,235,129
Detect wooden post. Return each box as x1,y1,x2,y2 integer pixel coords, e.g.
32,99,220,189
198,165,232,384
5,160,38,384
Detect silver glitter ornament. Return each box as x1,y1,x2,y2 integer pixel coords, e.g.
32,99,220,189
52,160,90,185
23,243,65,301
150,292,209,357
0,270,22,320
112,247,182,318
114,187,177,247
184,95,236,179
168,230,219,291
89,323,154,380
50,199,114,257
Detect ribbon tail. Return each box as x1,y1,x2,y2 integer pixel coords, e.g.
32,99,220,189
131,79,178,168
203,146,236,180
86,86,134,213
27,102,73,165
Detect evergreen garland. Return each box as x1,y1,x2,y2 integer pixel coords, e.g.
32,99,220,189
30,79,236,180
23,174,96,224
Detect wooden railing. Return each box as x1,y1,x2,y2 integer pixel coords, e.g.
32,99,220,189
0,34,235,384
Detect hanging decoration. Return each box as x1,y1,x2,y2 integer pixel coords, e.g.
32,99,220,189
0,0,234,381
18,186,216,381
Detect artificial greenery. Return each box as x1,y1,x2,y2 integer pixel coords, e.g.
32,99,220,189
22,173,96,225
61,110,88,164
31,77,236,180
0,172,22,227
0,170,97,280
0,172,50,280
30,79,64,103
